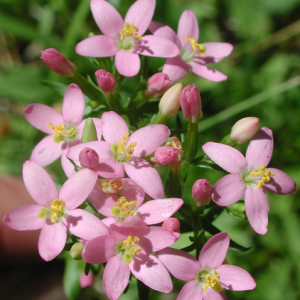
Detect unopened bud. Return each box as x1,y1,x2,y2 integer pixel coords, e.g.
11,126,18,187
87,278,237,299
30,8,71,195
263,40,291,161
192,179,212,206
95,69,117,94
180,84,203,123
79,148,99,170
80,272,93,288
40,48,76,77
70,242,85,260
81,118,98,143
230,117,259,144
159,83,183,118
162,217,180,233
152,146,178,165
146,72,173,98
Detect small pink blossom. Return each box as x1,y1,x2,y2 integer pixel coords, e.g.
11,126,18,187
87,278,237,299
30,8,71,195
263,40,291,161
203,127,296,234
79,147,100,170
192,179,212,206
157,232,256,300
3,161,108,261
82,220,176,300
76,0,179,77
230,117,259,144
95,69,117,94
40,48,76,77
149,10,233,82
162,217,180,240
146,72,173,98
152,146,179,165
80,272,94,288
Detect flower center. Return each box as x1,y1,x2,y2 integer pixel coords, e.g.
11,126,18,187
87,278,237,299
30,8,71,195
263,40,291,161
185,37,207,58
198,269,222,292
118,23,142,50
116,234,141,264
102,178,124,193
110,132,137,163
37,198,66,223
243,164,275,189
111,196,138,221
48,122,77,143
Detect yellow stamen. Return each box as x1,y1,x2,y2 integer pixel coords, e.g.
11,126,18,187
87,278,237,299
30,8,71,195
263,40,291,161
121,23,142,41
49,198,65,223
112,132,137,162
102,178,124,193
185,36,207,58
250,164,275,189
48,123,65,137
203,269,222,292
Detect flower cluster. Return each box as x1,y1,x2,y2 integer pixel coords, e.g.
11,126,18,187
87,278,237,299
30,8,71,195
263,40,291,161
3,1,296,300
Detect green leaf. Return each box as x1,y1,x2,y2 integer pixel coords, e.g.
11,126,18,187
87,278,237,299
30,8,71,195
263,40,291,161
226,202,247,220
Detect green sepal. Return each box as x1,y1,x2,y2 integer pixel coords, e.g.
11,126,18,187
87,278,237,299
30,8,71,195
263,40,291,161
81,117,98,143
226,201,247,220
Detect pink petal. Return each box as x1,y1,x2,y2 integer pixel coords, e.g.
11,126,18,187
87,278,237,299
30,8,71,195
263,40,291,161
203,288,226,300
59,169,98,210
178,10,199,49
101,111,129,144
127,124,170,157
262,168,296,195
102,217,118,227
212,174,246,206
93,192,118,217
136,35,179,58
120,178,145,207
3,204,45,231
61,145,77,178
157,248,200,281
149,21,181,48
24,103,63,134
75,35,118,57
245,187,269,235
115,50,140,77
82,236,117,264
98,159,125,178
91,0,123,39
217,264,256,291
130,254,172,293
124,157,164,199
201,42,234,62
38,221,67,261
124,0,155,36
162,56,189,81
64,209,109,241
202,142,247,174
23,160,58,206
137,198,183,225
77,117,102,141
103,256,130,300
199,232,230,270
246,127,273,169
62,84,85,125
30,135,63,167
189,61,228,82
177,280,203,300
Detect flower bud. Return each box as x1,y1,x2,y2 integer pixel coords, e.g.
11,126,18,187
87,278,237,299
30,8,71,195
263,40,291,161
192,179,212,206
79,147,99,170
40,48,76,77
152,146,178,165
80,272,93,288
180,84,202,123
162,217,180,233
146,72,173,98
95,69,117,94
159,83,183,118
230,117,259,144
70,242,84,260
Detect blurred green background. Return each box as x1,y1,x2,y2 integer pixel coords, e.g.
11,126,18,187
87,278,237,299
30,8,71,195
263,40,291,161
1,0,300,299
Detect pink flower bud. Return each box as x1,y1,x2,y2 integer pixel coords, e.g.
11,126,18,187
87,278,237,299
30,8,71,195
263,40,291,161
79,147,99,170
152,146,179,165
192,179,212,206
95,69,117,94
40,48,76,77
159,83,183,117
162,217,180,233
180,84,203,123
80,272,93,288
230,117,259,144
146,72,173,98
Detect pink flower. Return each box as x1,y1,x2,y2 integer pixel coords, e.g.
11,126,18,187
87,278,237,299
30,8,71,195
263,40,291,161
146,72,173,98
68,111,170,198
24,84,102,172
82,220,176,300
157,232,256,300
40,48,76,77
3,161,109,261
230,117,259,144
152,146,179,165
95,69,117,94
149,10,233,82
75,0,179,77
203,127,296,234
192,179,212,206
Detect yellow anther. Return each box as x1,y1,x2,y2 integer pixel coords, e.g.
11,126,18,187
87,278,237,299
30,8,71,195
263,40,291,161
130,246,141,256
186,36,207,57
48,123,65,137
202,270,222,292
121,23,142,41
68,127,75,135
250,164,275,189
49,198,65,223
